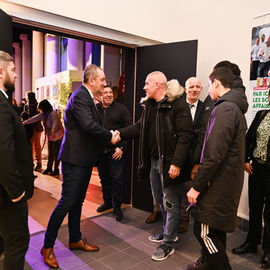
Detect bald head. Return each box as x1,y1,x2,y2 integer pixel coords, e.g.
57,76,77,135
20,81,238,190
143,71,167,101
185,77,202,104
147,71,167,88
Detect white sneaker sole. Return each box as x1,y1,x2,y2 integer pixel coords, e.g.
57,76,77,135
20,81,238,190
151,248,175,261
148,236,163,243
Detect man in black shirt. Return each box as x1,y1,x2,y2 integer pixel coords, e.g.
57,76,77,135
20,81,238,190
118,72,193,261
96,86,131,221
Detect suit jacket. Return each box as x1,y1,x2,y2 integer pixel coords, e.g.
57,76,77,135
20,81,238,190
58,85,112,167
187,99,205,165
0,91,34,205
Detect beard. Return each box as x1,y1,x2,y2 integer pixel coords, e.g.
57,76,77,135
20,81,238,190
4,74,15,99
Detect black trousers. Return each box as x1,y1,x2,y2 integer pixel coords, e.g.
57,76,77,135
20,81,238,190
258,61,270,77
47,139,62,171
0,235,4,255
250,60,260,80
193,220,232,270
0,200,29,270
180,181,190,219
247,160,270,250
97,151,124,209
44,162,93,248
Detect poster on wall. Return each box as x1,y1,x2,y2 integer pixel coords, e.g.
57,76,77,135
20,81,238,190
40,86,44,100
53,84,58,97
46,85,50,99
249,23,270,124
36,87,39,101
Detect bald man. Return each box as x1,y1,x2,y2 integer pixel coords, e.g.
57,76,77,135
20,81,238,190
179,77,204,234
118,71,193,261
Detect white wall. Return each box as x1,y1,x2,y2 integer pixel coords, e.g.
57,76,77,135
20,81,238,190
3,0,269,92
3,0,270,219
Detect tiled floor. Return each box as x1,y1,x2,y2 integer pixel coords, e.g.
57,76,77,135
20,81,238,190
28,155,105,234
13,207,264,270
1,152,262,269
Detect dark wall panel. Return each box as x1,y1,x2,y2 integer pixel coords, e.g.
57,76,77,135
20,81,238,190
0,9,12,55
132,40,198,211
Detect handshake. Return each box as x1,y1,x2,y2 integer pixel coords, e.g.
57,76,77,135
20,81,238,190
110,130,121,145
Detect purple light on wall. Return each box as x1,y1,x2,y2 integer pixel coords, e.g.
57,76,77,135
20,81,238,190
46,35,59,75
85,42,92,67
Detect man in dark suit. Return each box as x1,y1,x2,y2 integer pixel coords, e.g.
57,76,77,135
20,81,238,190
41,65,118,269
0,50,34,270
179,77,204,234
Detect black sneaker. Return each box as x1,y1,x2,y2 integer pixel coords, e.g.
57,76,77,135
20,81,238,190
51,169,60,176
114,208,123,222
42,168,52,175
232,241,257,255
260,252,270,269
96,203,112,213
187,256,208,270
151,244,175,261
34,163,42,171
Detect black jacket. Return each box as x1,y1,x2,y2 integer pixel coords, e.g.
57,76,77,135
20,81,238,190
120,82,193,187
97,101,131,151
0,91,34,205
246,110,270,167
192,89,248,232
194,75,247,164
58,85,112,167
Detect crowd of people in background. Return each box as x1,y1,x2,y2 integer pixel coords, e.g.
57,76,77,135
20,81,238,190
0,48,270,270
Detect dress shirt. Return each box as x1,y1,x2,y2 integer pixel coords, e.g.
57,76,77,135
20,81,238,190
0,88,8,99
186,99,198,122
259,44,270,63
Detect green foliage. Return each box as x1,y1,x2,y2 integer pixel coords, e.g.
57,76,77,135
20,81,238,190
56,79,72,119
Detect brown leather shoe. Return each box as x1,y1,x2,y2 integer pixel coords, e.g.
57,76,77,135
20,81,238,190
40,246,59,269
179,219,188,234
145,211,162,224
69,238,99,252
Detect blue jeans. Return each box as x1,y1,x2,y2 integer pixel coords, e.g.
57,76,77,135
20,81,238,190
44,162,92,248
163,182,182,243
150,157,166,221
149,157,182,243
97,150,124,209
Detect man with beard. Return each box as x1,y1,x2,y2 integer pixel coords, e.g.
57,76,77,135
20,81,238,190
0,50,34,270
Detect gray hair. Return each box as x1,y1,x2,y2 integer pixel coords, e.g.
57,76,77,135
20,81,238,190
0,51,13,68
83,64,102,83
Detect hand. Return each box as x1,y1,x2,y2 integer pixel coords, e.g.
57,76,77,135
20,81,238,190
110,130,121,145
191,164,199,180
245,162,253,175
12,191,25,203
187,188,200,204
168,164,181,179
112,147,123,160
